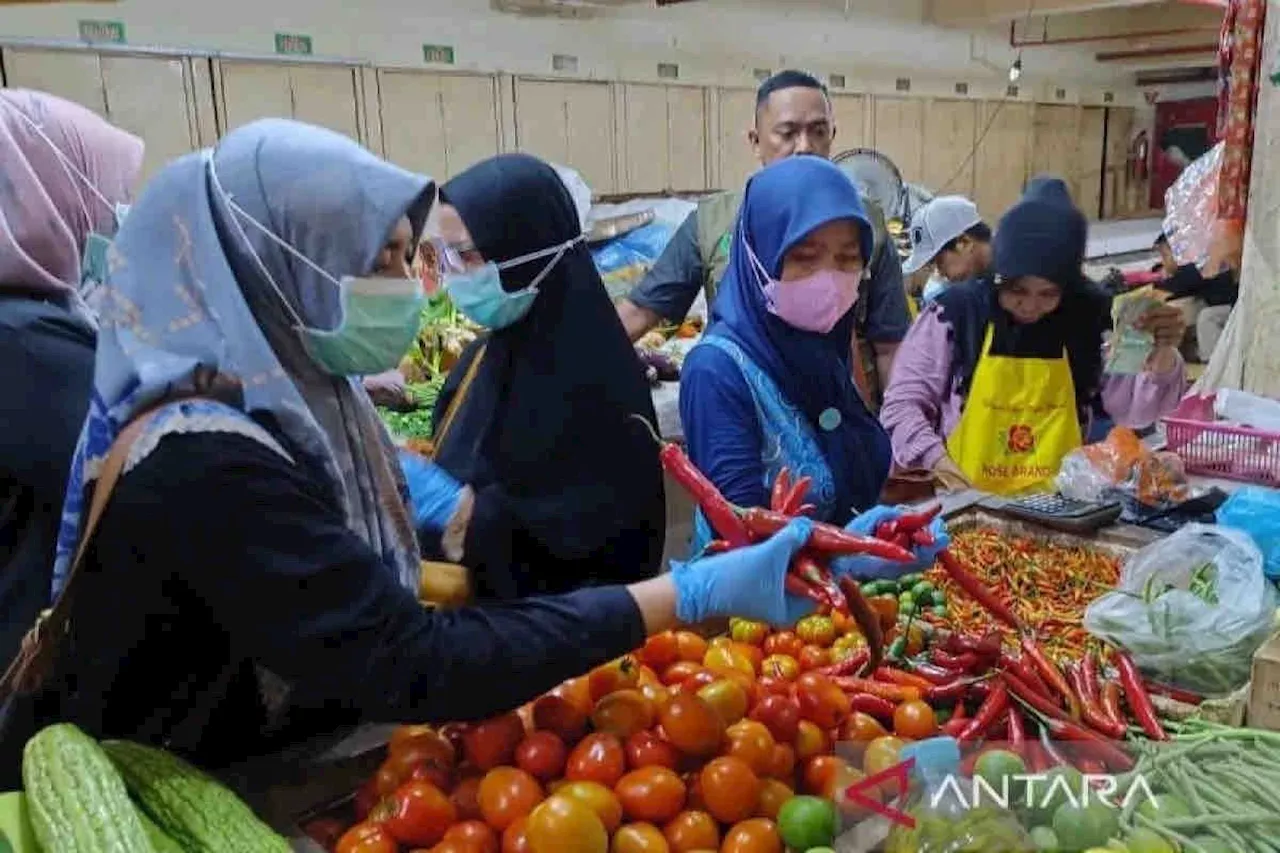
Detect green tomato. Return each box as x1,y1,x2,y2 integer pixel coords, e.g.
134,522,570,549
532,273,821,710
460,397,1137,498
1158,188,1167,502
1052,801,1119,852
898,593,916,611
776,796,839,851
1028,826,1059,851
911,581,934,599
931,588,948,606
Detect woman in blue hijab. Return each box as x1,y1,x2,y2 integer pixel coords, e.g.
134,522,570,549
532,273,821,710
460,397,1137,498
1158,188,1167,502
2,119,819,788
680,157,928,560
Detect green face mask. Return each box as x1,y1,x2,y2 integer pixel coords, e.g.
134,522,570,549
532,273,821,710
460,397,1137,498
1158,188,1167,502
301,276,425,376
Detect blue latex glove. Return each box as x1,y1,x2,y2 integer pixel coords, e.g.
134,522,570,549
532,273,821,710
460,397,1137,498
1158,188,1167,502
671,517,815,627
832,506,951,580
397,449,464,532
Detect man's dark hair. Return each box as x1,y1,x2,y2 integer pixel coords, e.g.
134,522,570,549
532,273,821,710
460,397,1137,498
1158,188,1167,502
941,222,992,252
1154,232,1169,247
755,70,829,112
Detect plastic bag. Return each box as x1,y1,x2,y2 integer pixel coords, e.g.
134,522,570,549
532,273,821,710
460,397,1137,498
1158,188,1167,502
1162,143,1223,269
1218,486,1280,580
1057,427,1190,507
1083,524,1275,695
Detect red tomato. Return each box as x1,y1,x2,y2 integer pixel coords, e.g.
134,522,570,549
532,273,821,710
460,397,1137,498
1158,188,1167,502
524,795,609,853
442,820,501,853
759,655,799,682
389,724,442,756
729,618,768,647
796,645,832,672
699,757,761,824
724,720,776,776
478,767,544,832
748,694,801,744
588,656,641,702
764,743,796,781
793,720,830,760
451,775,484,821
657,694,725,758
301,817,346,850
893,700,938,740
553,781,624,833
501,816,532,853
662,809,720,852
695,679,749,726
794,615,837,648
335,821,398,853
762,631,803,659
673,631,709,663
409,759,453,793
614,767,687,824
591,690,656,739
625,730,680,770
380,780,457,848
839,711,890,744
639,631,681,671
802,755,848,795
675,670,718,696
794,672,852,729
703,645,755,680
755,778,794,821
464,713,526,771
610,822,669,853
531,695,589,743
720,818,782,853
430,841,487,853
353,778,381,821
752,677,794,704
660,661,705,687
516,731,568,782
565,733,627,788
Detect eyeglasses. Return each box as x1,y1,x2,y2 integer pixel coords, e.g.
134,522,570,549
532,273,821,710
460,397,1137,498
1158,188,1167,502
422,236,480,277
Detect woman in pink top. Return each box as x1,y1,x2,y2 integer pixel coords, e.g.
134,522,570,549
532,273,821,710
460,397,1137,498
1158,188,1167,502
880,178,1187,495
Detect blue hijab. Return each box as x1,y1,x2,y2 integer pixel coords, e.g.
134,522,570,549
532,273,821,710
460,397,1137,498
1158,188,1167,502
708,156,890,516
52,119,433,595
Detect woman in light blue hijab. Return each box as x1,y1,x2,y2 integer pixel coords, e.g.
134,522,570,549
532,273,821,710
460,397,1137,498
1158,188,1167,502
7,119,822,782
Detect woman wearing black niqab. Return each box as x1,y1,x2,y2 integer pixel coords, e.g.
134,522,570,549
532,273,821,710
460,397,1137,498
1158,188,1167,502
426,154,665,600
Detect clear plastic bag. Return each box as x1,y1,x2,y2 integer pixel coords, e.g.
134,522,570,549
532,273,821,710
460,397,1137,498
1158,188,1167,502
1218,486,1280,580
1084,524,1275,695
1162,143,1224,269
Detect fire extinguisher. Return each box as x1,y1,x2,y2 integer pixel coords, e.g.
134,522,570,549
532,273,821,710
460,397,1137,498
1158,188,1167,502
1128,130,1150,181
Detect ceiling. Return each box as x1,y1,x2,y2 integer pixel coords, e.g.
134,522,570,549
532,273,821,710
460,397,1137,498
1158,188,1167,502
925,0,1224,75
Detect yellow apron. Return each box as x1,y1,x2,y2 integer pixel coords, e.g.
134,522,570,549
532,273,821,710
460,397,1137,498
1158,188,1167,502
946,325,1083,495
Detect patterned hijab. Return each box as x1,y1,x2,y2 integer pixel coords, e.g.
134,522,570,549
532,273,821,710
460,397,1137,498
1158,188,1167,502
0,89,143,298
52,119,432,595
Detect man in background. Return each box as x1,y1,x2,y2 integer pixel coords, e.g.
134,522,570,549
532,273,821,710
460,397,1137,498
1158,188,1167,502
615,70,910,407
1154,232,1238,362
901,195,992,288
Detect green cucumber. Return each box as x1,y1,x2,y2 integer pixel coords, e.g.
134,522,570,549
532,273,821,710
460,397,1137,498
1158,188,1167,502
23,724,154,853
136,812,183,853
102,740,289,853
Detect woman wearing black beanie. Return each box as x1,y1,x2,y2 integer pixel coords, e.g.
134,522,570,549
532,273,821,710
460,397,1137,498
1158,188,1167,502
881,177,1188,496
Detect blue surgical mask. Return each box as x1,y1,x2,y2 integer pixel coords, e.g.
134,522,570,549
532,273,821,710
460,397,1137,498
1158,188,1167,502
209,157,425,376
442,235,584,330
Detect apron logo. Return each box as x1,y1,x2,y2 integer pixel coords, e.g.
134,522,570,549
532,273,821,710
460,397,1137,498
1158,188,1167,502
1007,424,1036,454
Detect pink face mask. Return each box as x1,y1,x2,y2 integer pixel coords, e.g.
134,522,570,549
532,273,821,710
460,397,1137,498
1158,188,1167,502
748,243,861,334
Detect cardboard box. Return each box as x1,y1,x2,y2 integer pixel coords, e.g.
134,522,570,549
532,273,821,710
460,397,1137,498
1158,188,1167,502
1248,632,1280,730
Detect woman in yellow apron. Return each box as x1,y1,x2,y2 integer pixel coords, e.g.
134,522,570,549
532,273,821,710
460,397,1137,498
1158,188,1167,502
880,178,1189,496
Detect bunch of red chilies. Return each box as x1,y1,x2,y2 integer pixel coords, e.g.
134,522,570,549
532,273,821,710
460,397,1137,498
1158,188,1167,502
651,426,1171,768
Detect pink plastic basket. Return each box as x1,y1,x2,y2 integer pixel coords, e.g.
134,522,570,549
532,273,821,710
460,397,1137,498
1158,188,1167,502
1163,393,1280,486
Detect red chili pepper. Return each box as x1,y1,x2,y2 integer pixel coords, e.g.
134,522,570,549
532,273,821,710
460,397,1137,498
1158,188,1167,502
925,677,978,704
1007,706,1027,754
999,653,1053,699
785,573,828,607
782,475,812,516
943,631,1002,658
703,539,732,555
848,693,896,720
952,699,968,721
1080,650,1102,707
937,550,1024,630
818,649,870,678
911,529,936,548
1001,671,1069,722
831,677,921,703
1066,661,1126,739
739,507,914,561
906,661,961,685
874,668,934,691
1142,678,1204,706
1078,758,1107,776
930,650,982,673
1100,680,1126,731
1037,724,1067,769
894,503,942,533
653,439,752,547
968,680,992,703
793,554,847,613
940,717,969,737
959,680,1009,742
836,576,881,677
770,467,792,513
1038,715,1134,771
1020,636,1081,720
1114,650,1168,741
794,503,817,517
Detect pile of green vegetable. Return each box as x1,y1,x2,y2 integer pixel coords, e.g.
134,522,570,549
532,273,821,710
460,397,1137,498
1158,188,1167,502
860,571,950,618
378,379,444,441
16,723,288,852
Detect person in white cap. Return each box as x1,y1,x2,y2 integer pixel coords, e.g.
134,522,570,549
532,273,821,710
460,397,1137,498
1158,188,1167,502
902,196,993,286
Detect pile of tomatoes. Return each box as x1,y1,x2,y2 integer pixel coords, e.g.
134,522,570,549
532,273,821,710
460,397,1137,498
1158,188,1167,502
313,615,942,853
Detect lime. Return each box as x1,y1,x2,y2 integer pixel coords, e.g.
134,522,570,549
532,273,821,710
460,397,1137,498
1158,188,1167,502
777,795,839,851
1124,828,1176,853
898,592,916,610
1188,836,1233,853
1029,825,1059,850
1135,793,1191,823
1052,801,1120,851
1026,766,1085,826
973,749,1027,810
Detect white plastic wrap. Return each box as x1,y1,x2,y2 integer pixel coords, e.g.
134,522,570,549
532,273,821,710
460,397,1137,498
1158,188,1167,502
1083,524,1275,695
1162,142,1224,268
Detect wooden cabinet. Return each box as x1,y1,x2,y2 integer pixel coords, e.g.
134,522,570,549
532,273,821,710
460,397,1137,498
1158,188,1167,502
216,60,362,142
715,87,756,192
872,97,925,184
515,78,617,195
974,101,1033,218
619,83,708,193
922,99,978,197
377,70,501,181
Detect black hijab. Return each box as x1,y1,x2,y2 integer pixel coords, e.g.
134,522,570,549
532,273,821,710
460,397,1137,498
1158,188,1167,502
936,177,1111,411
431,154,665,583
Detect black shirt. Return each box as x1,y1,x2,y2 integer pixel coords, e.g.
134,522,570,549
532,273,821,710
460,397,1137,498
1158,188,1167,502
39,430,645,772
1161,264,1238,308
0,294,95,666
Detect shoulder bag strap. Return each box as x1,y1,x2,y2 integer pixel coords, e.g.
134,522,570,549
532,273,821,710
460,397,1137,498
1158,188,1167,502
428,343,487,460
0,405,179,698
